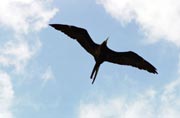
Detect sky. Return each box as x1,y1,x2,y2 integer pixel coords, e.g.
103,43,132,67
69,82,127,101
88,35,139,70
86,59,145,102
0,0,180,118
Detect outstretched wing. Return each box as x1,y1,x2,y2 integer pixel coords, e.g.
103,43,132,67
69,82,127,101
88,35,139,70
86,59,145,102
105,48,158,74
49,24,99,56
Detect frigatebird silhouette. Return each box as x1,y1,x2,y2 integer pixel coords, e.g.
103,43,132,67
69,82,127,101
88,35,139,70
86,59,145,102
49,24,158,84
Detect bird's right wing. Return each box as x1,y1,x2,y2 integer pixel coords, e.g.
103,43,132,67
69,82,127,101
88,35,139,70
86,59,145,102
105,48,158,74
49,24,99,56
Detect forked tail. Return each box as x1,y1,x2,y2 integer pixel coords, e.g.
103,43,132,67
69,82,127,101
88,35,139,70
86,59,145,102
90,63,100,84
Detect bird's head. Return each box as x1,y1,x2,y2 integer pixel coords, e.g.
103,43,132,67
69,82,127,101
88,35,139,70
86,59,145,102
102,37,109,46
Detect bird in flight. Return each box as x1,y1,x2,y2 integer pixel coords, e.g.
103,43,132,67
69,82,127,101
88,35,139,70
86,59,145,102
49,24,158,84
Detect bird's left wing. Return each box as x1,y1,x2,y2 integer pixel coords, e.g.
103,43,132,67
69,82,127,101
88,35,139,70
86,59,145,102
49,24,99,57
105,48,158,74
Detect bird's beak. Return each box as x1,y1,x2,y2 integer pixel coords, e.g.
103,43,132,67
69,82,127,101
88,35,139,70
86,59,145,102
105,37,109,43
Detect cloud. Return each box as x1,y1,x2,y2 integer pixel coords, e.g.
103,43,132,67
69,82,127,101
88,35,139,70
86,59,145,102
0,39,41,72
0,0,58,33
41,66,55,87
97,0,180,46
0,0,58,72
0,0,58,117
0,0,58,71
78,78,180,118
0,72,14,118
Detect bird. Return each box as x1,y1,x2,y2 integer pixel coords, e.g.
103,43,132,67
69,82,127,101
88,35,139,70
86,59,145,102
49,24,158,84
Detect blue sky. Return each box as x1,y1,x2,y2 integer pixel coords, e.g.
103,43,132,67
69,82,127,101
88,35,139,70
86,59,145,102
0,0,180,118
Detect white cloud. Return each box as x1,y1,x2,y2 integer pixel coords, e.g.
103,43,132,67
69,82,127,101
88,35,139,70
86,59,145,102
78,78,180,118
0,72,14,118
0,0,58,117
0,39,41,72
0,0,58,71
41,66,55,86
0,0,58,33
97,0,180,46
79,97,154,118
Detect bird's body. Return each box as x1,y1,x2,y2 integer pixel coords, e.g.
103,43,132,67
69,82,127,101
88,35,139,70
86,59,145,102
50,24,158,84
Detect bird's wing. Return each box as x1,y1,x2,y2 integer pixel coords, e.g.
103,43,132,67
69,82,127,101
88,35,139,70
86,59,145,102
49,24,99,56
105,48,158,74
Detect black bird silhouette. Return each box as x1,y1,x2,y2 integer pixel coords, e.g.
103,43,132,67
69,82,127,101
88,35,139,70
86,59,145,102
49,24,158,84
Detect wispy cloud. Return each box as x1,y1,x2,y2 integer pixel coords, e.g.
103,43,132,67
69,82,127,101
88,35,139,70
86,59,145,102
0,72,14,118
78,78,180,118
0,39,41,72
0,0,58,117
97,0,180,46
0,0,58,33
41,66,55,87
0,0,58,72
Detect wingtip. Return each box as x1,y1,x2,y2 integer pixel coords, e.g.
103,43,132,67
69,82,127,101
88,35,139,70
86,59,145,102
152,68,158,74
155,70,158,74
49,24,56,28
147,66,158,74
